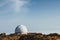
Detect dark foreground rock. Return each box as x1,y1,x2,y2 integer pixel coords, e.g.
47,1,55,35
0,33,60,40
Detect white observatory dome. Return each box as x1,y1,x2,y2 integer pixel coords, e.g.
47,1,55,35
15,25,28,34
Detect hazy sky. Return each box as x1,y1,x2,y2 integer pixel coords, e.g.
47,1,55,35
0,0,60,34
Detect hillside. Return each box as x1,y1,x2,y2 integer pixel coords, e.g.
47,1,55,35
0,33,60,40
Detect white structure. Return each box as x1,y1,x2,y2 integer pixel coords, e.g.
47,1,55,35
15,25,28,34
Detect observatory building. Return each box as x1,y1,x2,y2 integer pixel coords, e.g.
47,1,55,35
15,25,28,34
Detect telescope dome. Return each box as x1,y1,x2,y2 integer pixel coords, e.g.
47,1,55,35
15,25,28,34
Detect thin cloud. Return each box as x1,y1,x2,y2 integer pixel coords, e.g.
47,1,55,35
10,0,30,14
0,0,30,15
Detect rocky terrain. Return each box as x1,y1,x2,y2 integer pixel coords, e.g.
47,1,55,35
0,33,60,40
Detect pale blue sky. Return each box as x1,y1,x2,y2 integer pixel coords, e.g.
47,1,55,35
0,0,60,34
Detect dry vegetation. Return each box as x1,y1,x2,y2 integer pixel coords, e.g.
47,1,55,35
0,33,60,40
